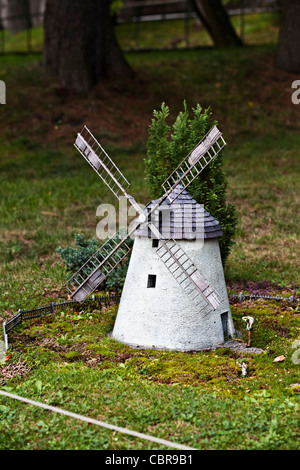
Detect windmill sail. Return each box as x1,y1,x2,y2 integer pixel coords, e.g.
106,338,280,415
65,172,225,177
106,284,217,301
75,126,130,199
69,125,225,310
161,126,226,204
65,233,132,301
156,239,221,313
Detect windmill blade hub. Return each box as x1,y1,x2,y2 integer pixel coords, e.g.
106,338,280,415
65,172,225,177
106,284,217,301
138,213,147,223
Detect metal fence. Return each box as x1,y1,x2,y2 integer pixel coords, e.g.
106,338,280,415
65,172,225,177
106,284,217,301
3,289,298,351
229,292,299,304
2,293,121,351
0,0,280,55
0,10,44,54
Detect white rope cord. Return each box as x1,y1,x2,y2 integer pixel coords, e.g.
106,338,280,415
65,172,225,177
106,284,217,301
0,390,196,451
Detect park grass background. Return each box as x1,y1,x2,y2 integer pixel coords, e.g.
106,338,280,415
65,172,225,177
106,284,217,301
0,13,299,450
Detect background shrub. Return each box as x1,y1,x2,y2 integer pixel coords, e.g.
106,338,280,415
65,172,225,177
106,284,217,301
144,101,238,263
57,233,133,291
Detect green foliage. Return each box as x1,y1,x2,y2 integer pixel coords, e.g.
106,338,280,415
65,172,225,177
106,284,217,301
1,298,299,450
104,233,134,290
105,260,131,290
110,0,123,17
64,351,81,361
56,233,133,291
56,234,98,277
144,102,238,263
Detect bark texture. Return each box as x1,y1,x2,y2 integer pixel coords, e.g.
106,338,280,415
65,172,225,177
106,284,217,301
192,0,242,48
44,0,133,92
276,0,300,73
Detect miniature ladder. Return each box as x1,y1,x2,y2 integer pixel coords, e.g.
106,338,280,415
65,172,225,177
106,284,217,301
74,126,130,200
161,126,226,204
65,234,132,302
156,239,220,313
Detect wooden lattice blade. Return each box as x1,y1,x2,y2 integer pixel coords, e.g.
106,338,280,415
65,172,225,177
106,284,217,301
65,233,132,302
188,125,222,166
189,270,220,310
72,269,106,302
74,126,130,200
156,239,221,312
161,126,226,204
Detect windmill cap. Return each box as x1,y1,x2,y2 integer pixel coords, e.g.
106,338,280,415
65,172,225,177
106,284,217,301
134,184,223,240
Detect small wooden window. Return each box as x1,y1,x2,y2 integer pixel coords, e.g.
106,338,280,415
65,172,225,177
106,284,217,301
152,239,159,248
147,274,156,288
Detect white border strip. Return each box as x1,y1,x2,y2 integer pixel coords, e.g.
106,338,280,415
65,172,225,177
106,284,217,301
0,390,196,451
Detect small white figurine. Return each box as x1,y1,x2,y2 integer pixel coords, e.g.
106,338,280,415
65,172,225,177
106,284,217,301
242,316,254,347
241,362,248,377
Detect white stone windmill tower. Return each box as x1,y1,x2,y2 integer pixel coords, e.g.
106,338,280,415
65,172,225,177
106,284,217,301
65,125,235,351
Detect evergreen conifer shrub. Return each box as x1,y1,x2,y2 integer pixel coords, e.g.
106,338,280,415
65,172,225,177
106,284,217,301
56,233,98,276
144,102,237,263
56,233,133,291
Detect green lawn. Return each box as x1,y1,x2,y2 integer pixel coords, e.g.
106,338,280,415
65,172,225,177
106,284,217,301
0,12,280,53
116,12,280,50
1,300,299,450
0,16,299,450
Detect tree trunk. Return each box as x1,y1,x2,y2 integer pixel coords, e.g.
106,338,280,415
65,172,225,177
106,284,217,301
44,0,133,93
275,0,300,73
192,0,242,48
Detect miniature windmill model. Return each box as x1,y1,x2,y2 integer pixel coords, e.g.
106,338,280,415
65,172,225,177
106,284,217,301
65,125,235,350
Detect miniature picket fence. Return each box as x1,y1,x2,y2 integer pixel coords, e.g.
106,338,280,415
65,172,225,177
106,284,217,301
2,293,121,351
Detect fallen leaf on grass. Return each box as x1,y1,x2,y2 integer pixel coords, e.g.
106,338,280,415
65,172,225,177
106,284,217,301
273,355,285,362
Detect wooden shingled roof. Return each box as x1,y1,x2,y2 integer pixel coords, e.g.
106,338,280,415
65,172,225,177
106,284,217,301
134,185,223,240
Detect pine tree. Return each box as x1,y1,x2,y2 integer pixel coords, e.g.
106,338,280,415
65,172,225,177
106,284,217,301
144,102,237,264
